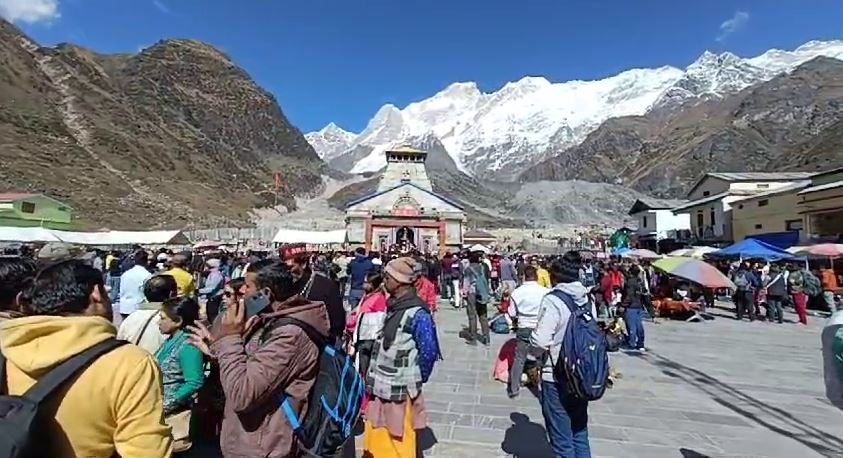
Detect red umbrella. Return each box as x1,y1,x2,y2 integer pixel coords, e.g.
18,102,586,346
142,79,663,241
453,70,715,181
801,244,843,257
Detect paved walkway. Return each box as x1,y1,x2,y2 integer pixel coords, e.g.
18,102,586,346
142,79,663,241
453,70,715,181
415,303,843,458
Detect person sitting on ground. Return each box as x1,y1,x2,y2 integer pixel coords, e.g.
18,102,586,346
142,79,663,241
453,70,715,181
0,256,37,322
156,296,205,416
117,274,177,354
0,260,171,457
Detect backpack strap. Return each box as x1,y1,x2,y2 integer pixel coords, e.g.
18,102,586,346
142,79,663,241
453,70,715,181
549,289,578,314
271,316,328,350
0,350,7,395
134,311,158,346
21,339,127,403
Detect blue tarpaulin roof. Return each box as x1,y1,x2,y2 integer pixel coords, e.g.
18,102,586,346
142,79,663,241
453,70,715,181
708,238,797,261
748,231,800,249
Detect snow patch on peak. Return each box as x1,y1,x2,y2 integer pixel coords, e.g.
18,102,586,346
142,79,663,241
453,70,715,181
316,39,843,179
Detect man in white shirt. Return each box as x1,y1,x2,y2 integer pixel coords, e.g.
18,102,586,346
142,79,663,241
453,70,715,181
507,265,549,398
118,250,152,319
117,274,176,355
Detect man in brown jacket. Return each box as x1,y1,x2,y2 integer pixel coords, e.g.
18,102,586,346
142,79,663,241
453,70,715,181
211,258,330,458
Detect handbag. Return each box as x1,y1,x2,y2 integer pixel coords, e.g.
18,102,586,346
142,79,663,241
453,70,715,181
165,409,192,453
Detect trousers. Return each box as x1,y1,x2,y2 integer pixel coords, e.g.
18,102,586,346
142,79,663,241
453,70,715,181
540,380,591,458
466,294,489,340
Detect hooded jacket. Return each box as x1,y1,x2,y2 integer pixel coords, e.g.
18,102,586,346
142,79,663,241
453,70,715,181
212,298,330,458
530,282,595,383
0,315,172,458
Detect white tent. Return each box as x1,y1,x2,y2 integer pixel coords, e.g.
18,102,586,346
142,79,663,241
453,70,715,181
272,229,346,245
0,226,189,246
0,227,63,243
467,243,491,253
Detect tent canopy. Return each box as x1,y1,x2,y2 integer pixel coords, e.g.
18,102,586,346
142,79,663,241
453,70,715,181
272,229,346,245
0,227,189,246
708,238,796,261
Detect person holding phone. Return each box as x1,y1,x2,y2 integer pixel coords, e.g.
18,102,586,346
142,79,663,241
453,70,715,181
201,259,330,458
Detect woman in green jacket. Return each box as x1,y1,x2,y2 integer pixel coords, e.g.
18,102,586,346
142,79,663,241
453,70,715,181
156,296,205,415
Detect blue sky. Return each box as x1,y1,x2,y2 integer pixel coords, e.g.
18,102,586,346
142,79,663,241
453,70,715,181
3,0,842,133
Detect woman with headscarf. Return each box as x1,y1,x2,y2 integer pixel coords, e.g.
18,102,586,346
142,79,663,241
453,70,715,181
364,257,441,457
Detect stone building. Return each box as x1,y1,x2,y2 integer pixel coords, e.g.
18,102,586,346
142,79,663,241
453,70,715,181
345,146,466,255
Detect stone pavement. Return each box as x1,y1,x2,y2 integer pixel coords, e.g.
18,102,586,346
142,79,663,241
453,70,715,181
412,303,843,458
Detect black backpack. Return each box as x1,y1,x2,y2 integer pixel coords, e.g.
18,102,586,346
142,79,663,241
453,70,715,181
0,339,127,458
274,317,364,457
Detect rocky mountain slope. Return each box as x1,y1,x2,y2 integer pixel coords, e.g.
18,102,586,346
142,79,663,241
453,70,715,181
307,40,843,181
0,19,324,229
521,57,843,197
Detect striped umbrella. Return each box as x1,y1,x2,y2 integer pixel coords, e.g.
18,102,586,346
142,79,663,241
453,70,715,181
653,256,735,289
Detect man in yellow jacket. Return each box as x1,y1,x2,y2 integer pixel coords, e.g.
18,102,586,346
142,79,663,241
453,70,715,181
531,257,552,288
0,259,172,458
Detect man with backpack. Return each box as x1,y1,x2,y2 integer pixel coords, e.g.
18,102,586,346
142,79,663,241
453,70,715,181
788,264,808,325
210,258,331,458
530,251,600,458
0,260,172,457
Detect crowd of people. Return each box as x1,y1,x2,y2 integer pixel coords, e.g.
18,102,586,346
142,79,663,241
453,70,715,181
1,240,841,458
0,243,443,457
726,260,839,325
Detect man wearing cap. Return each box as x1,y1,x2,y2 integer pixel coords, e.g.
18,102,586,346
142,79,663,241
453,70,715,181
364,257,441,455
199,258,225,320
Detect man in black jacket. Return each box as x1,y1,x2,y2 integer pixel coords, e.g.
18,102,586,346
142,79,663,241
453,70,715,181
283,247,345,341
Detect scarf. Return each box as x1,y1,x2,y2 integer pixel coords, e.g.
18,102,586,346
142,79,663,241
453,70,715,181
381,289,428,351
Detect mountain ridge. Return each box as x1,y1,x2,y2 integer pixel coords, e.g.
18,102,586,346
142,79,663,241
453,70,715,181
0,19,325,229
307,39,843,181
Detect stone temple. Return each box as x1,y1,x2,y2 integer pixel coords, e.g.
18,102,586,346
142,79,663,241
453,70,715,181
345,146,466,255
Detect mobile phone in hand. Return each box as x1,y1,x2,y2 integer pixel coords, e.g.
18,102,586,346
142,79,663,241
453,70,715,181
244,291,270,318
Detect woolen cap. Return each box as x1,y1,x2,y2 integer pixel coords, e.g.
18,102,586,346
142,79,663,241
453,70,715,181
385,257,418,284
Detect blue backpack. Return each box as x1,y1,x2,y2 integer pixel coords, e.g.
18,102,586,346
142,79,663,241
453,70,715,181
549,290,609,401
272,317,364,457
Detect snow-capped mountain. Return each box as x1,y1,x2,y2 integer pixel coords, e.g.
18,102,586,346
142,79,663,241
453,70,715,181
308,40,843,180
303,123,356,162
650,40,843,110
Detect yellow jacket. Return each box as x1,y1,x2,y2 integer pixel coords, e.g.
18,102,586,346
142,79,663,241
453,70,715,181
0,315,172,458
166,267,196,296
537,267,552,288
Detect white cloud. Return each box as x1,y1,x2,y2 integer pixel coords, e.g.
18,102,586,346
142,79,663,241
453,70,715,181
152,0,170,14
716,11,749,42
0,0,60,24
